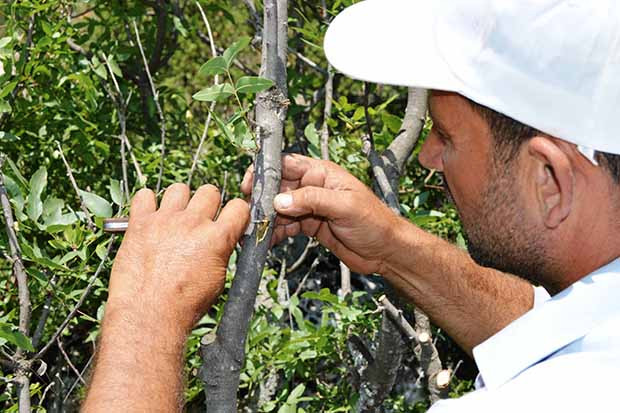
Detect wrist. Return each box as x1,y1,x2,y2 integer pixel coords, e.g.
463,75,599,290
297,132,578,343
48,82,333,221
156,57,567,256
379,214,418,278
102,300,190,354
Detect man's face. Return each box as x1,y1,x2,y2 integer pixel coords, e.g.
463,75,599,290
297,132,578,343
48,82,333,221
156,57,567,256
419,91,548,284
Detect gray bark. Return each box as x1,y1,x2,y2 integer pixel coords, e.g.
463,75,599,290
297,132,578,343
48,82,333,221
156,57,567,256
200,1,288,411
356,88,433,411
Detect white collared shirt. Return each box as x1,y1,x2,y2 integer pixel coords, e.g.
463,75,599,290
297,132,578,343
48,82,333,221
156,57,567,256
429,258,620,413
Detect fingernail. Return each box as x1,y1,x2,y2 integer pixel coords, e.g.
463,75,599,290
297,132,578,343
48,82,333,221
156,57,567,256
274,193,292,209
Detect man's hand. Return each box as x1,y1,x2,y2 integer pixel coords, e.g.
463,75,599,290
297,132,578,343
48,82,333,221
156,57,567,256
107,183,249,331
83,183,249,412
243,154,536,355
241,154,403,275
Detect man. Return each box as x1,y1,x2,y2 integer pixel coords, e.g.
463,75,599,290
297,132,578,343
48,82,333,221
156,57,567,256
83,0,620,411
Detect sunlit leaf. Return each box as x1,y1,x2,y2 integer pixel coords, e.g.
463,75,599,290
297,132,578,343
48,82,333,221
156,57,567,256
198,56,228,76
235,76,274,94
222,36,251,68
192,83,234,102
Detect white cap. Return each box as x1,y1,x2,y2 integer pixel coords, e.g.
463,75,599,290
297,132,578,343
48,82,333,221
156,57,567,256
324,0,620,156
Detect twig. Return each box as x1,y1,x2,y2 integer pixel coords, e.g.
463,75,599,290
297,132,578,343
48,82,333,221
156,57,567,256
56,142,96,231
188,1,219,186
320,64,334,161
292,256,319,297
34,237,116,360
31,274,58,349
56,337,86,385
63,345,96,404
286,237,318,274
132,20,166,192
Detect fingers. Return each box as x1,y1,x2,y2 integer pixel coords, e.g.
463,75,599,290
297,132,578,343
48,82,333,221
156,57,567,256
159,183,190,212
130,188,157,218
213,198,250,250
186,184,221,220
273,186,354,220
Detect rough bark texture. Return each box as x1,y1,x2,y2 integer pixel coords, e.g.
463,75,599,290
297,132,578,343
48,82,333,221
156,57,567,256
200,1,288,411
356,88,433,411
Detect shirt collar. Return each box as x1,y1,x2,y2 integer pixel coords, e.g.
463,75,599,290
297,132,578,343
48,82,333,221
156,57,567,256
473,258,620,390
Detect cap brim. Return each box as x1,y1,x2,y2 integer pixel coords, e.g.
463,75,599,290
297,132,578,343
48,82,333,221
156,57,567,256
324,0,461,92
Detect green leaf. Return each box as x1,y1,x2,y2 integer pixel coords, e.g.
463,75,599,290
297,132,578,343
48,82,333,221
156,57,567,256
198,56,228,77
26,167,47,222
222,36,251,68
172,16,188,37
0,36,12,49
79,190,112,218
192,83,235,102
233,119,257,151
0,81,18,99
0,131,18,141
235,76,274,94
0,324,34,352
211,111,236,144
304,124,321,159
108,179,122,206
382,112,402,134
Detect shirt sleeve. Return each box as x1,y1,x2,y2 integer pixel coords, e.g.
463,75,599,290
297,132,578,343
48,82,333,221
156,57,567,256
533,285,550,308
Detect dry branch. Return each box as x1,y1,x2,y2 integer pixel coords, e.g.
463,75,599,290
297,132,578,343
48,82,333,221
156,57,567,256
200,1,289,410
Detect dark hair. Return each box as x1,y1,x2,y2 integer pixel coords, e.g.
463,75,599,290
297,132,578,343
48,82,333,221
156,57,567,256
467,98,620,183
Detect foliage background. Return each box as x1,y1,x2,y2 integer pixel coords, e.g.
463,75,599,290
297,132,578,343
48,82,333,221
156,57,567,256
0,1,477,411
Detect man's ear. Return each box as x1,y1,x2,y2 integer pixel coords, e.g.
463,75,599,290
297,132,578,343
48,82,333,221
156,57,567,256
526,137,574,228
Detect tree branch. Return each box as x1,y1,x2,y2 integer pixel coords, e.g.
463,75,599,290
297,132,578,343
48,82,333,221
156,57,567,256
187,1,219,186
200,1,289,410
34,237,116,361
132,20,167,192
56,141,96,231
0,155,32,413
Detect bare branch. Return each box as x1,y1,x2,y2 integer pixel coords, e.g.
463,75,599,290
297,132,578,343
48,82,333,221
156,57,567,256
57,337,86,385
56,141,96,231
31,274,58,349
132,20,167,192
188,2,219,186
34,237,116,360
286,237,318,274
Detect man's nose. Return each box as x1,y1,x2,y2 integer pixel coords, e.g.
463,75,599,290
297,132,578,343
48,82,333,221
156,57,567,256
418,132,444,171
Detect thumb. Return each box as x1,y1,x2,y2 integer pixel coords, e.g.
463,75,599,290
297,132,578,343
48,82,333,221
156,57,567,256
273,187,354,220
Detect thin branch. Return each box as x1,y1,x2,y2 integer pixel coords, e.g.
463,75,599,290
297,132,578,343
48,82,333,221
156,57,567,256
63,343,96,404
132,20,167,192
188,1,219,186
292,256,319,297
56,142,95,231
56,337,86,385
31,274,58,349
34,237,116,360
286,237,318,274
